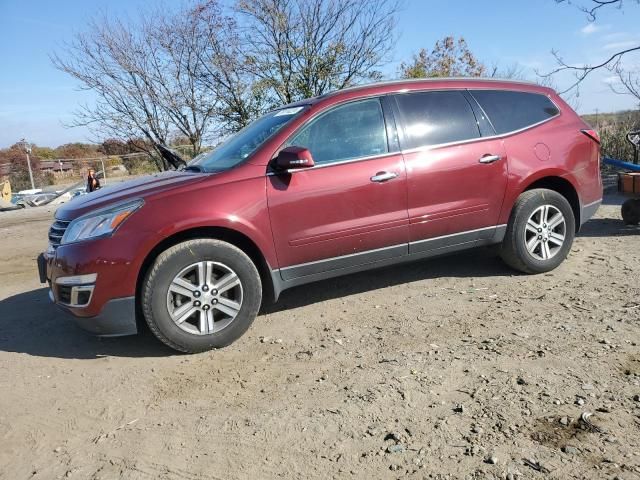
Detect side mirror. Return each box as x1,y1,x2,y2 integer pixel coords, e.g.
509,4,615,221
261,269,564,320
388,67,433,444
274,146,315,171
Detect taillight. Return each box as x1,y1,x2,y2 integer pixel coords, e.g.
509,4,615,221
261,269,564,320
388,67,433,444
581,129,600,144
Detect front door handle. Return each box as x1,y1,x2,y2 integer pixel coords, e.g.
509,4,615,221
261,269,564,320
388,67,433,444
370,171,398,182
479,154,501,164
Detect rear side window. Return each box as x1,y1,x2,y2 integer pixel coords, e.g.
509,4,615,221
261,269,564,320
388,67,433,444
469,90,560,135
394,91,480,149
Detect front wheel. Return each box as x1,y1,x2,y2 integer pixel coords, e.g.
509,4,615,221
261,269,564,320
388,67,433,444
141,239,262,353
500,188,576,274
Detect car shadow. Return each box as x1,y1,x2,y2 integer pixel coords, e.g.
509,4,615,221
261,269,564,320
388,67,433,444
264,247,516,314
267,211,639,314
2,213,634,359
577,218,640,238
1,248,513,358
0,288,175,359
602,192,633,207
575,191,640,237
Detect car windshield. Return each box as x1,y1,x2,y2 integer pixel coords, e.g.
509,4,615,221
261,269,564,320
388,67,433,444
190,106,308,172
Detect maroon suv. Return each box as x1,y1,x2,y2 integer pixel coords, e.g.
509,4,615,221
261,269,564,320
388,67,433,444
38,79,602,353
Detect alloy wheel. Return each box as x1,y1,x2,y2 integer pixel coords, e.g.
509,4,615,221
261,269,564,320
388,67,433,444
524,205,566,261
166,261,243,335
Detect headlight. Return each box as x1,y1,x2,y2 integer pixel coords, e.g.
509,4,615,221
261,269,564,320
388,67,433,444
61,199,144,245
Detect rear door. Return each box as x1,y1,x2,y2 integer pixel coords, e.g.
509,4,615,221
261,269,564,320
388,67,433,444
267,97,409,280
392,90,508,253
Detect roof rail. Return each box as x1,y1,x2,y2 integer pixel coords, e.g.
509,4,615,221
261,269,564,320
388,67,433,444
335,77,538,94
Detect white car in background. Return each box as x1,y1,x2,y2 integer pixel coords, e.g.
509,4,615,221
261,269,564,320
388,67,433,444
25,193,59,206
17,188,43,196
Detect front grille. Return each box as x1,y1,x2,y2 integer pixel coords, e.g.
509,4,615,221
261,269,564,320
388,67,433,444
49,219,70,249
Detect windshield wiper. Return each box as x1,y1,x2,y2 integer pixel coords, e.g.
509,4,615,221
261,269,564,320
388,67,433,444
155,143,187,169
182,165,204,173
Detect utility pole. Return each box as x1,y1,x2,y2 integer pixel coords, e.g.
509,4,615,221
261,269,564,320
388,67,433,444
99,158,106,184
18,138,35,190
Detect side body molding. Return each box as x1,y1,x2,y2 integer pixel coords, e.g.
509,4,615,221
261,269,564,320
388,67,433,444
270,224,507,300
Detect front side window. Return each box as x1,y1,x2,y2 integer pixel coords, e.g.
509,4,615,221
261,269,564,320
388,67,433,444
394,91,480,149
469,90,560,135
287,98,388,165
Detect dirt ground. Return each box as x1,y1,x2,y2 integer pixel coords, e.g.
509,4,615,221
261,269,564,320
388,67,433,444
0,194,639,480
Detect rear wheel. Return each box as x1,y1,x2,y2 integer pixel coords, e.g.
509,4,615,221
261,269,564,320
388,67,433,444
500,188,575,274
141,239,262,353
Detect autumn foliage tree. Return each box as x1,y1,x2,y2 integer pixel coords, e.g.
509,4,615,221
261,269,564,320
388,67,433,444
55,143,100,159
0,144,45,191
400,36,486,79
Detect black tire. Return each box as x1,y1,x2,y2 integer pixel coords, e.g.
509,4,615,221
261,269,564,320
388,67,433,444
621,198,640,225
500,188,575,274
141,239,262,353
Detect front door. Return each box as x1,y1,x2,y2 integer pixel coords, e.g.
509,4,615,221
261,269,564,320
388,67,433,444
267,98,409,280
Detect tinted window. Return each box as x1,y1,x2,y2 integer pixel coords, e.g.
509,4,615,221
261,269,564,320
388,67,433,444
288,99,388,165
394,91,480,149
470,90,560,135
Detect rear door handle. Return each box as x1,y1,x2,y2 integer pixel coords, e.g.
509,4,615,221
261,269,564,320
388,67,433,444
370,171,398,182
479,154,501,164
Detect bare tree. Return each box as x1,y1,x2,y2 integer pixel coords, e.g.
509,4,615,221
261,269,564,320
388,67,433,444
145,3,222,155
54,0,399,148
52,15,171,169
542,0,639,96
53,18,167,168
235,0,399,105
193,1,274,133
52,2,232,168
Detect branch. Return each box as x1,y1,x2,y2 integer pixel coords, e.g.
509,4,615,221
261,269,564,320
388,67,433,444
539,45,640,94
611,66,640,102
554,0,631,21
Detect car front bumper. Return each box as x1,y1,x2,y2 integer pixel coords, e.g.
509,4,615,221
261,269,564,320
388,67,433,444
38,251,138,337
48,289,138,336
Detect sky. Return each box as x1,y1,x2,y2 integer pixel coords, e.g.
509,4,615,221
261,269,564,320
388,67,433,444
0,0,639,148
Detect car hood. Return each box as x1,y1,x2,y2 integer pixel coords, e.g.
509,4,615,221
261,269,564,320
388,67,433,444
55,171,207,221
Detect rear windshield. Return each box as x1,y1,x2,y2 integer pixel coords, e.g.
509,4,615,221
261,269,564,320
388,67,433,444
469,90,560,135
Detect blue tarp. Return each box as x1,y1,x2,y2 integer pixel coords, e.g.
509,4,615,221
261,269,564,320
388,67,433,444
603,157,640,172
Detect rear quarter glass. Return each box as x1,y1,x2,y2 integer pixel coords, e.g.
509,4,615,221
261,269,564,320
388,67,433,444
469,90,559,135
